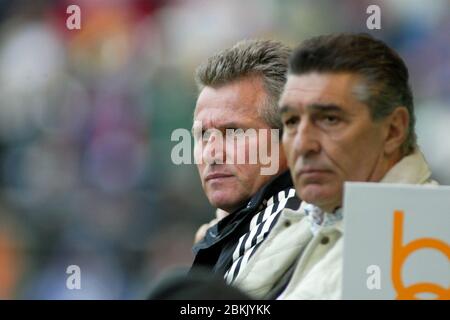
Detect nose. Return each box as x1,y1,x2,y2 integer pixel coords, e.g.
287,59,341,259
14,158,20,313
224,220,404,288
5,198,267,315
203,131,226,165
293,119,321,158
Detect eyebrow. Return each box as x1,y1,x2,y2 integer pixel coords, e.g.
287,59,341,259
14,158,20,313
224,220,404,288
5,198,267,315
307,103,343,113
279,104,296,114
279,103,344,114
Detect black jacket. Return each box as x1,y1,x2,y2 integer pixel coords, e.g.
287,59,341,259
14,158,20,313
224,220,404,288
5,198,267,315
190,170,301,276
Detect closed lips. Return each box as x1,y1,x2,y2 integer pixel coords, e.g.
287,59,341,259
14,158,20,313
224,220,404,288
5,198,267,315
205,173,234,181
296,168,331,177
299,169,330,174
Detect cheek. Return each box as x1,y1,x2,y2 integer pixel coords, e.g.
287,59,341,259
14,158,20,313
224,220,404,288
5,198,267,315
225,139,238,158
231,164,248,184
248,137,260,159
257,129,275,153
196,163,205,181
328,132,382,181
226,137,255,163
194,144,206,173
193,141,202,162
232,164,261,192
282,135,295,164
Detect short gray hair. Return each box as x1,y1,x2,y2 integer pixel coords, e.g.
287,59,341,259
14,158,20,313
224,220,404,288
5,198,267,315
195,39,291,129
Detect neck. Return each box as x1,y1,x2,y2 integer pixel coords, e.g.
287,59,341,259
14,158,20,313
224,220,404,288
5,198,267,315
318,205,340,214
369,150,403,182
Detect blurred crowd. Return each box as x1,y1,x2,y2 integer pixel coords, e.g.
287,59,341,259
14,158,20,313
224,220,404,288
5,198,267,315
0,0,448,299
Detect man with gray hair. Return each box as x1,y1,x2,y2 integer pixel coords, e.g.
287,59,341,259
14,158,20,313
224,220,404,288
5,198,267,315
190,39,301,283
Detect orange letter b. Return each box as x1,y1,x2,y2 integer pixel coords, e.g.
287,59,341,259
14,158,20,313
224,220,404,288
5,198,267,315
391,210,450,300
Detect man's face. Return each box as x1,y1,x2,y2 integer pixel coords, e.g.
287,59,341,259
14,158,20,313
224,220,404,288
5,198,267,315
194,76,285,213
280,72,390,212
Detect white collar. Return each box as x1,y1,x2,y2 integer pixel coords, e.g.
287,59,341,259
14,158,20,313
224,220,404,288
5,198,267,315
300,202,343,236
381,148,433,184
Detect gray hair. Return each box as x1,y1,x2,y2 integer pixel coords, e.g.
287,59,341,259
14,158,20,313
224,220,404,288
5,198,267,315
195,39,291,129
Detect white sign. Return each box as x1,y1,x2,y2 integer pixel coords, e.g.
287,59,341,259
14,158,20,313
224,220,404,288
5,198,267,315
342,183,450,300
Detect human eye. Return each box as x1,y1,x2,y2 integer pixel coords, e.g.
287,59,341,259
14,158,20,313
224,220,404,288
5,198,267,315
282,115,299,128
320,114,341,126
231,128,245,136
224,127,246,140
202,129,212,141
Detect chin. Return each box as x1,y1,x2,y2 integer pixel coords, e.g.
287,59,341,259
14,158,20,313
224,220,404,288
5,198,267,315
209,194,234,209
300,185,340,208
211,194,248,213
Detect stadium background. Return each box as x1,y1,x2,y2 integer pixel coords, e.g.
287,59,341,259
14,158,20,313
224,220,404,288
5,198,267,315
0,0,448,299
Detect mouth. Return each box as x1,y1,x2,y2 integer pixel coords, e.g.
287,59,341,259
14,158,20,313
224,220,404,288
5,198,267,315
296,168,332,180
205,173,234,182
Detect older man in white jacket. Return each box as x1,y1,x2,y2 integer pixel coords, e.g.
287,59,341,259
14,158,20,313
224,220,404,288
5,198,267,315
232,33,438,299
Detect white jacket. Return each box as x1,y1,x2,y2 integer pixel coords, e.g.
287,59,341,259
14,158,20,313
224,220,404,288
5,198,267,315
233,149,437,299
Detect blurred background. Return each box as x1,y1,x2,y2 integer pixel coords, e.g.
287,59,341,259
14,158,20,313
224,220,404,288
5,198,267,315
0,0,448,299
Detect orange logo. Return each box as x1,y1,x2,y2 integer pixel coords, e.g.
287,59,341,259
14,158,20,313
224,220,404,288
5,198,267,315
391,210,450,300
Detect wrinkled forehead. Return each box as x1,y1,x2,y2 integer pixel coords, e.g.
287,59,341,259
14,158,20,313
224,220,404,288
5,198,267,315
194,98,251,118
193,82,269,128
194,105,242,128
193,104,271,132
280,72,367,110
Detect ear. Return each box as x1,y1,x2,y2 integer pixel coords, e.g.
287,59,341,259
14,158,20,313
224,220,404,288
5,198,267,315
384,107,409,155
